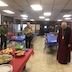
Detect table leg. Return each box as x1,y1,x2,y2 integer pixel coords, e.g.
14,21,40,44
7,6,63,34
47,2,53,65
23,66,26,70
23,66,27,72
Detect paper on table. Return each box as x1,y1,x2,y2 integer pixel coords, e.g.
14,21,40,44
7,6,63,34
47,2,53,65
51,40,57,42
54,40,57,42
51,41,54,42
51,34,54,36
21,36,25,38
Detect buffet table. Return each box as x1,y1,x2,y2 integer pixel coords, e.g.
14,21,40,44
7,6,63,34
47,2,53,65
46,33,57,46
9,49,34,72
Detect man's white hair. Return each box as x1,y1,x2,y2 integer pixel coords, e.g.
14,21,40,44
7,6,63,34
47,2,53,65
61,21,67,27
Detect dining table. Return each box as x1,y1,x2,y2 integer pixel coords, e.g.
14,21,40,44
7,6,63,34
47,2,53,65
46,33,57,46
9,35,25,43
0,48,34,72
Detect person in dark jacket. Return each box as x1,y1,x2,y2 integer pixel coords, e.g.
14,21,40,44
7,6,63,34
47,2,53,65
0,24,8,49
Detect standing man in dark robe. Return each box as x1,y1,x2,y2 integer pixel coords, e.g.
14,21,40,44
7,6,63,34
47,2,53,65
57,21,72,64
0,24,8,50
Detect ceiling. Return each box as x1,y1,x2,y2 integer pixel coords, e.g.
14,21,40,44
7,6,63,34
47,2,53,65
0,0,72,21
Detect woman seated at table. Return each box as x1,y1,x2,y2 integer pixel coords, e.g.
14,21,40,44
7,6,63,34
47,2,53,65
23,22,33,48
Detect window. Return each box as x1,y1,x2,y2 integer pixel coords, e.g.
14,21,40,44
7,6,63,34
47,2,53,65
23,24,27,30
18,24,20,31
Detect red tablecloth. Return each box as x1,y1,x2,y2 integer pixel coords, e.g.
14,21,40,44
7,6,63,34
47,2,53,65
9,49,34,72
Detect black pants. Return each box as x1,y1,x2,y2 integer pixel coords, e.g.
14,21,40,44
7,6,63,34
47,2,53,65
1,35,7,49
25,35,33,48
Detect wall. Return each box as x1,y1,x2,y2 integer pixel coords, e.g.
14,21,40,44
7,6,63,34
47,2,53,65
1,15,14,24
39,21,72,33
14,19,21,24
1,15,72,33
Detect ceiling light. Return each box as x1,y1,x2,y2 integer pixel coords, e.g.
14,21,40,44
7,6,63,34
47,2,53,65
44,26,47,28
63,14,71,17
57,19,62,21
0,1,8,6
44,12,51,16
39,16,45,19
23,18,27,20
65,18,71,20
31,4,42,11
21,14,28,17
30,19,34,21
45,18,50,21
3,10,15,14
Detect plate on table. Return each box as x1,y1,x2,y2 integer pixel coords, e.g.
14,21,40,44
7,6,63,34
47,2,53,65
0,64,13,72
2,48,13,54
0,54,13,64
15,50,25,57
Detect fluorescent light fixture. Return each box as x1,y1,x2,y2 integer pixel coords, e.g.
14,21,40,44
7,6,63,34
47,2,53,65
30,19,34,21
44,12,51,16
31,4,42,11
45,18,50,21
57,19,62,21
0,1,8,6
23,18,27,20
65,18,71,20
3,10,15,14
63,14,71,17
21,14,28,17
44,26,47,28
39,16,45,19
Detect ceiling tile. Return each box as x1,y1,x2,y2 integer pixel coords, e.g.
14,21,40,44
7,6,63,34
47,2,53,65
64,4,72,9
27,0,40,5
53,4,65,10
60,9,72,13
0,7,13,10
50,13,58,20
21,5,33,13
67,0,72,4
11,5,23,10
42,5,52,12
41,0,54,5
55,0,69,4
13,0,28,5
52,9,63,20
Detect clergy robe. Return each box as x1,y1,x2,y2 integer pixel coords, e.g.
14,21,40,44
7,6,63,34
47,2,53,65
57,27,72,64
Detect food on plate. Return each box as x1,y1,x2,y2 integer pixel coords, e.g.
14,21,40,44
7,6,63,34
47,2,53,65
15,50,25,56
3,56,11,60
15,45,23,50
0,54,13,64
0,57,4,63
2,48,12,54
